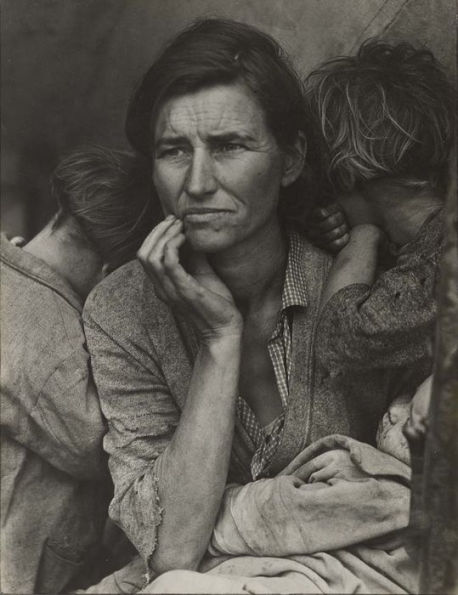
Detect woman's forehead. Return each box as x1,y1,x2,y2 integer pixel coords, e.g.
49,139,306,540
154,83,269,142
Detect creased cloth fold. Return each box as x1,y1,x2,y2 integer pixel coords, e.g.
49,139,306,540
207,435,413,590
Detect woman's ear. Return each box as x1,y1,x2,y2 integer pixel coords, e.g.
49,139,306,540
281,132,307,187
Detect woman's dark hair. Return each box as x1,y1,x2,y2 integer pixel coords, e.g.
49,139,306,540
125,18,316,226
304,39,456,195
51,146,159,271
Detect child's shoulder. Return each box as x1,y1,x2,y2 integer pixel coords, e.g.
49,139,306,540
400,208,444,261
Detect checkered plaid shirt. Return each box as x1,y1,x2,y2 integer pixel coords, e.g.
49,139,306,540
237,231,309,480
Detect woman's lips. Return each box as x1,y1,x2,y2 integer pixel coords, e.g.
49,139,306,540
183,209,232,222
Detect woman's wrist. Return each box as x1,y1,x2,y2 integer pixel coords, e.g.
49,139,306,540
200,326,243,353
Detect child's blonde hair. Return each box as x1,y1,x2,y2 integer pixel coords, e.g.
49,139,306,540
305,40,455,195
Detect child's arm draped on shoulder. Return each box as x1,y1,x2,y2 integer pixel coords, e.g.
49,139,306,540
319,192,384,312
316,190,439,368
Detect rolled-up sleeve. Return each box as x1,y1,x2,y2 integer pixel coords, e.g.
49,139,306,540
316,251,439,370
83,310,180,564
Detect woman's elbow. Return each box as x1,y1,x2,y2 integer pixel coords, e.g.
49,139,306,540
150,548,203,576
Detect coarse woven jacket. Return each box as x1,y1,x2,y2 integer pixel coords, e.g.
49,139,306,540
316,209,443,372
83,232,431,565
0,235,110,594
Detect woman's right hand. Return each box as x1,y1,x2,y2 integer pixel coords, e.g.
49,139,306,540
137,215,243,343
292,449,368,484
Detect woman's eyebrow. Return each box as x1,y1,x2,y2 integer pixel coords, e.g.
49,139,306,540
155,136,189,148
207,132,256,143
155,132,256,149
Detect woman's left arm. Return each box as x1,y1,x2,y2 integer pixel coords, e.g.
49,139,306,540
209,439,411,557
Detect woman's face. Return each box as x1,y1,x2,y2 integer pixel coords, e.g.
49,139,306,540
152,83,291,253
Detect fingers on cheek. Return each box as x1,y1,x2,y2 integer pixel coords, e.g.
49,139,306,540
163,246,180,270
138,249,160,279
137,245,151,264
146,250,166,274
163,236,185,270
151,221,182,257
166,266,205,306
143,248,179,300
138,217,176,255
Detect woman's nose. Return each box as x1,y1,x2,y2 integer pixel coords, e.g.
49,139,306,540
185,150,217,198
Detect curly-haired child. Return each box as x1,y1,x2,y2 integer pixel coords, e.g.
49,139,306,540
305,40,454,458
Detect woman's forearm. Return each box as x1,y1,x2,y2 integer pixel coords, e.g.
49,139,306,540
150,333,241,574
320,224,382,311
210,438,412,558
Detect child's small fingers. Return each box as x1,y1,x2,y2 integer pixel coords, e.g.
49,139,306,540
322,202,342,216
310,203,342,221
320,224,349,242
307,212,346,233
312,233,350,254
319,212,346,231
326,233,350,251
309,207,330,222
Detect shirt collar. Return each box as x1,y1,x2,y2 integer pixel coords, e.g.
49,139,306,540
281,229,309,311
0,233,83,312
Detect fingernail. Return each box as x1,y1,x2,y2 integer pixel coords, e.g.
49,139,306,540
165,214,175,221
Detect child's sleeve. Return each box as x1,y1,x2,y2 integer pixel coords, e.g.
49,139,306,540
316,248,440,370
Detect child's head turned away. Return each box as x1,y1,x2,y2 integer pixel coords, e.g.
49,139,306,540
305,40,455,199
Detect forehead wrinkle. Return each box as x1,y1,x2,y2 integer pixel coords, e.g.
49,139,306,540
156,90,266,142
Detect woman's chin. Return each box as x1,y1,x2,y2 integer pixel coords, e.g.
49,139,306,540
185,228,236,254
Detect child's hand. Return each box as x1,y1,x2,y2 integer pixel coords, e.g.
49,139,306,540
404,376,433,442
338,191,379,227
292,449,368,484
306,202,350,253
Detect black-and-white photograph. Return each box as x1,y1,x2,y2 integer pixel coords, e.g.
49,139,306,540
1,1,457,593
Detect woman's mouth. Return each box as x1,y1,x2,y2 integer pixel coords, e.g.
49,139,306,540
183,209,232,222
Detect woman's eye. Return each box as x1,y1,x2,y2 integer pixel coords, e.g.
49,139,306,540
217,143,245,153
157,147,187,159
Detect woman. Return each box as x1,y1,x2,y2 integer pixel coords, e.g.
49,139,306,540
83,20,427,593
